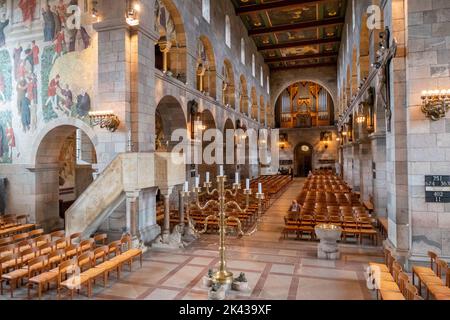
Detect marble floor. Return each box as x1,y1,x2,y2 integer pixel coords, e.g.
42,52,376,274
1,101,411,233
2,178,384,300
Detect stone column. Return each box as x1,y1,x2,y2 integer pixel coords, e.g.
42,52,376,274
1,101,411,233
160,187,173,242
384,0,409,260
126,191,140,246
370,132,387,218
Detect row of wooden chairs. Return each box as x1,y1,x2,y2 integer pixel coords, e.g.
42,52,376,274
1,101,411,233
0,231,107,297
368,249,422,300
412,251,450,300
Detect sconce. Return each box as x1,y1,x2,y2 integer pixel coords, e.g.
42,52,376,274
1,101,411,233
89,111,121,132
356,113,366,124
421,90,450,121
126,0,140,26
91,0,98,18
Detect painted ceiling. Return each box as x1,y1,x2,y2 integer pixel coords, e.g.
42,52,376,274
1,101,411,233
231,0,346,70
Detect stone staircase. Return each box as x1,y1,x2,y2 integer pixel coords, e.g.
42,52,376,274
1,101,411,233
65,152,185,238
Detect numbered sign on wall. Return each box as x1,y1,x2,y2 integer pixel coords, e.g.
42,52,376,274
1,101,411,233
425,176,450,203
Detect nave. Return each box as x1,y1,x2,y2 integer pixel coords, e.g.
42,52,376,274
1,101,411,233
1,179,384,300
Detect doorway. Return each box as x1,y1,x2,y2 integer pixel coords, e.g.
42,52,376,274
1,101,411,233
34,124,97,231
295,143,313,177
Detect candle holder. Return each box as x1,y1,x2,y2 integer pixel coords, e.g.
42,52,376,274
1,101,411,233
183,175,264,287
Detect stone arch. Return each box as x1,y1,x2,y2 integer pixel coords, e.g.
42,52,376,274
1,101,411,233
239,75,249,115
345,66,351,110
294,142,314,177
250,87,257,120
33,122,99,231
222,59,235,109
274,81,335,128
30,118,98,166
359,13,370,82
196,35,217,99
154,0,187,82
223,118,235,177
198,109,218,178
270,70,338,114
351,47,358,97
259,95,265,125
155,95,187,152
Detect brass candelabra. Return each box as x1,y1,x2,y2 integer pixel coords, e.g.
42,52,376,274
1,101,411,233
181,173,264,286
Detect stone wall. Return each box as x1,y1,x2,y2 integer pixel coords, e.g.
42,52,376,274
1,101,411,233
406,0,450,261
279,127,339,175
0,0,272,240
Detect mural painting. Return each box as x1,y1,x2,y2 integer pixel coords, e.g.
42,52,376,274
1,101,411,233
0,110,15,163
0,49,12,105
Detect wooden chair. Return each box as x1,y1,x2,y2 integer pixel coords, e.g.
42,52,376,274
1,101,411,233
405,283,419,300
50,230,65,240
80,239,95,253
412,251,439,296
93,233,108,247
1,255,47,298
426,259,450,300
28,229,44,239
65,244,80,259
35,234,51,247
69,233,82,245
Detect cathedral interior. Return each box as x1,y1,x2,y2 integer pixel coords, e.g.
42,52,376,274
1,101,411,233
0,0,449,302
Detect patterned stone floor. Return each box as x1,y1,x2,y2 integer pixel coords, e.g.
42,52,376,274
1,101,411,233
2,178,383,300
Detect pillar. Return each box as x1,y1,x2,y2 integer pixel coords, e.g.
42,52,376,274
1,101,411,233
160,187,173,242
126,191,140,241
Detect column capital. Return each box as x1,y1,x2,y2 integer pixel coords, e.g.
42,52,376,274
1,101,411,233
159,187,174,197
126,191,140,200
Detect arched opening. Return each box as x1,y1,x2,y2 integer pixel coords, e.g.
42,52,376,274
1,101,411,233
198,109,217,179
346,66,351,109
351,47,358,97
223,118,235,178
239,75,249,115
154,0,187,82
34,125,97,231
275,81,335,129
294,143,313,177
359,13,370,81
155,96,187,152
266,102,272,127
196,36,217,99
225,15,231,48
222,60,235,108
259,95,265,125
251,87,258,120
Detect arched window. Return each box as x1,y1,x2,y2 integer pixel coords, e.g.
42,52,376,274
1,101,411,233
240,38,245,64
225,15,231,48
202,0,210,23
266,76,270,94
252,54,255,77
260,66,264,87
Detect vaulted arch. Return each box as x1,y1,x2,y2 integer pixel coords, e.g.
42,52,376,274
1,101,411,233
154,0,187,82
222,59,235,109
196,35,217,99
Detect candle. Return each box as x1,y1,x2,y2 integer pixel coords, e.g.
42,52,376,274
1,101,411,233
184,181,189,192
195,176,200,188
219,165,224,176
206,172,210,183
235,172,239,184
258,183,262,194
246,179,250,190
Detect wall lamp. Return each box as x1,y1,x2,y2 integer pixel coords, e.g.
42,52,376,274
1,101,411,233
421,90,450,121
126,0,140,26
89,111,121,132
